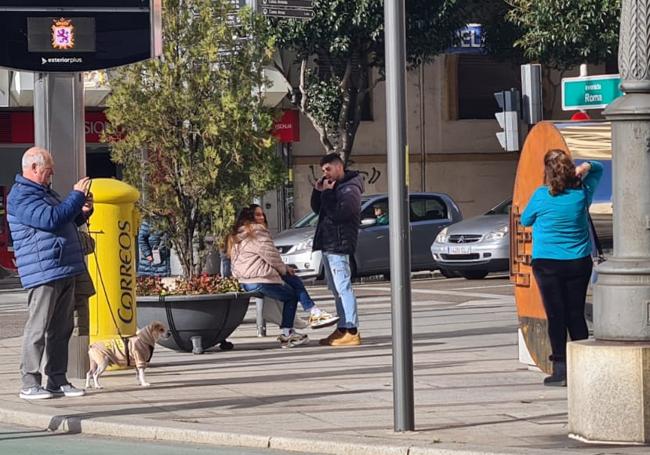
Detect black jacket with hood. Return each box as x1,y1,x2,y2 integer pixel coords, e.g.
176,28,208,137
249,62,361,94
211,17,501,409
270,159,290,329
310,170,364,255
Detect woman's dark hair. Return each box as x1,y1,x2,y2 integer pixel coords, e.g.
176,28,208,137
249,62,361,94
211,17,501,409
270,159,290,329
226,207,256,257
248,203,268,226
544,149,581,196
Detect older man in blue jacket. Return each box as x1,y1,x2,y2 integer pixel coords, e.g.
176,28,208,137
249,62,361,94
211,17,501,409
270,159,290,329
8,147,92,400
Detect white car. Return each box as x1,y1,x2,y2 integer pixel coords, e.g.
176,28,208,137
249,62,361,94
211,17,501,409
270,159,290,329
273,212,322,279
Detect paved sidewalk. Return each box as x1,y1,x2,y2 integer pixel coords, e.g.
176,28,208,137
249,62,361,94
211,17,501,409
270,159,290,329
0,277,647,454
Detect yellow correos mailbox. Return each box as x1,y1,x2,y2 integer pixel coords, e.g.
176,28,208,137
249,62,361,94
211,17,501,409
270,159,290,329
87,178,140,346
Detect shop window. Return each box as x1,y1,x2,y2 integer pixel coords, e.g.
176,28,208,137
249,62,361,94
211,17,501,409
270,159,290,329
456,54,521,120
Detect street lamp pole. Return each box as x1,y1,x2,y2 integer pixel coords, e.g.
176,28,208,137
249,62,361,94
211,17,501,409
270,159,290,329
384,0,415,432
568,0,650,443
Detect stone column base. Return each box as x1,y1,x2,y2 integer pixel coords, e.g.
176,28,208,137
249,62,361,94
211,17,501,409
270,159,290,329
568,340,650,444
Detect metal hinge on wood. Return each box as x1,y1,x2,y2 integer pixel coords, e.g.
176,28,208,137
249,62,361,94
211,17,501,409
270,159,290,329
510,207,532,287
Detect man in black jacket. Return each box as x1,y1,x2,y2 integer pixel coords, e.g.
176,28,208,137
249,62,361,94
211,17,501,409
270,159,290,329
311,153,364,346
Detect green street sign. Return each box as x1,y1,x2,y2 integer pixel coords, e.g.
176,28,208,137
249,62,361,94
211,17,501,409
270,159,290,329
562,74,622,111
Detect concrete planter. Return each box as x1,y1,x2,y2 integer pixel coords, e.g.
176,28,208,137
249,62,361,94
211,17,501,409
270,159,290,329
137,292,254,352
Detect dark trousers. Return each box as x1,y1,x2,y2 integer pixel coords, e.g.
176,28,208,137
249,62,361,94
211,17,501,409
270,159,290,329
21,277,76,389
282,274,316,312
532,256,592,362
241,282,298,329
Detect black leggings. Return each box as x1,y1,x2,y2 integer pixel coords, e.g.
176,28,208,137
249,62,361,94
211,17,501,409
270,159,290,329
531,256,593,362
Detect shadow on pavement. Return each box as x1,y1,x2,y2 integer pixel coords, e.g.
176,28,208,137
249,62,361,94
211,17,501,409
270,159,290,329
48,389,381,421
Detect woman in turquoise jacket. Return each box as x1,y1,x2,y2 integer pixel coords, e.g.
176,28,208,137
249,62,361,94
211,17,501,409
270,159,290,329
521,149,603,387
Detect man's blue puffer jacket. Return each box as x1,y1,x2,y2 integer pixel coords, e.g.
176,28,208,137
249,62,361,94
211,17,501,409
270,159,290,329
7,174,87,289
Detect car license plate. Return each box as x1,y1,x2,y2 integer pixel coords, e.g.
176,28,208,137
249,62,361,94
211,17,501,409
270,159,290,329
449,246,471,254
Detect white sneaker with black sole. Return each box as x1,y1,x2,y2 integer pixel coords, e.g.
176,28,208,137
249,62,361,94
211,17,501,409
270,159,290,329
277,332,309,348
47,383,85,397
19,386,53,400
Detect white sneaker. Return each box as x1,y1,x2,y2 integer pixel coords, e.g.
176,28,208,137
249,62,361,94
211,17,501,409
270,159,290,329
277,332,309,348
19,386,53,400
308,311,340,329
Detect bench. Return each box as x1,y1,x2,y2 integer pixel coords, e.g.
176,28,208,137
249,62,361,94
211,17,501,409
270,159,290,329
248,292,310,338
248,292,268,337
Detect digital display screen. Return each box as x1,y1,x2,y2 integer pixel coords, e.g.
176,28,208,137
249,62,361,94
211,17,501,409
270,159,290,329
0,1,158,72
28,17,95,53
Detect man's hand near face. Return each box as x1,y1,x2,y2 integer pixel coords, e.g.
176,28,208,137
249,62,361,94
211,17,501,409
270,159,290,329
322,179,336,191
74,177,91,194
314,177,325,192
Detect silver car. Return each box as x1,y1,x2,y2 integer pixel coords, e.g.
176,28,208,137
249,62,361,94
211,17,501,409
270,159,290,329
431,198,511,279
274,192,463,279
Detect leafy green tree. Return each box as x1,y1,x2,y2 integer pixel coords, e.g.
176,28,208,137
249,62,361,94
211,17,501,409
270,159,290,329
504,0,620,70
500,0,620,117
105,0,283,278
467,0,524,62
272,0,466,162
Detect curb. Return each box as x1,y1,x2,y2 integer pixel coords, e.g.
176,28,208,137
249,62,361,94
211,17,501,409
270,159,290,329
0,401,585,455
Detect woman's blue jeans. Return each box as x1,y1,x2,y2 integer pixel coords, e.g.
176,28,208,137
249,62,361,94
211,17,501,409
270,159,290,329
241,282,299,329
282,274,315,312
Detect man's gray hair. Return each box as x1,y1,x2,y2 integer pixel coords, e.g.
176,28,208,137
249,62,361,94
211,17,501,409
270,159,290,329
22,148,48,169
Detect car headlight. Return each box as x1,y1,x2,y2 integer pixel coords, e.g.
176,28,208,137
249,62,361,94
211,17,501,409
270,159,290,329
483,225,509,241
289,238,313,253
435,227,450,244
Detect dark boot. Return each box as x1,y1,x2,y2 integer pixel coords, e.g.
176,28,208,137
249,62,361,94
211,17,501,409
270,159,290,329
544,360,567,387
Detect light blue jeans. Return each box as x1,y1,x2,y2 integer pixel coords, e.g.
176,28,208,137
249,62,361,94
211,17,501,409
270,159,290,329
322,253,358,328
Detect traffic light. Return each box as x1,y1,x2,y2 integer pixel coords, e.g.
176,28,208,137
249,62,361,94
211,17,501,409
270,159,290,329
494,88,521,152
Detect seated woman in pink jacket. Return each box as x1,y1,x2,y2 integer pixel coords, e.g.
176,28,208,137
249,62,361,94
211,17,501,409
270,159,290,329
249,204,338,329
228,207,309,348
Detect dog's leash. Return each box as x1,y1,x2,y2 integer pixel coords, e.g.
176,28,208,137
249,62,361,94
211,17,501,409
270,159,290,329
74,210,137,367
89,244,134,367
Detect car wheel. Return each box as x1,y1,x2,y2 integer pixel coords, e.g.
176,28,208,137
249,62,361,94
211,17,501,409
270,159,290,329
462,271,488,280
440,269,455,279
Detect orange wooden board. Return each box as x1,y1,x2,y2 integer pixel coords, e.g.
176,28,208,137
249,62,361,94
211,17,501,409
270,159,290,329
511,122,572,374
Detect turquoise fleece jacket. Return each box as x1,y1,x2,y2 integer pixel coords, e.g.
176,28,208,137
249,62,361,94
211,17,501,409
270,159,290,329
520,161,604,260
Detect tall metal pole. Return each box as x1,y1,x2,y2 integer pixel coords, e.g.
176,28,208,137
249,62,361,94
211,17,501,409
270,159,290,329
384,0,414,432
419,62,426,192
34,72,87,379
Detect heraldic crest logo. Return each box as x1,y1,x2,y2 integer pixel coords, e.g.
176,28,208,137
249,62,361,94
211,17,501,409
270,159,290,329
51,17,75,50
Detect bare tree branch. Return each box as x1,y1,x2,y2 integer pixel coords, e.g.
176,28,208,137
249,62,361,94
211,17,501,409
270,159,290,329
300,56,335,152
